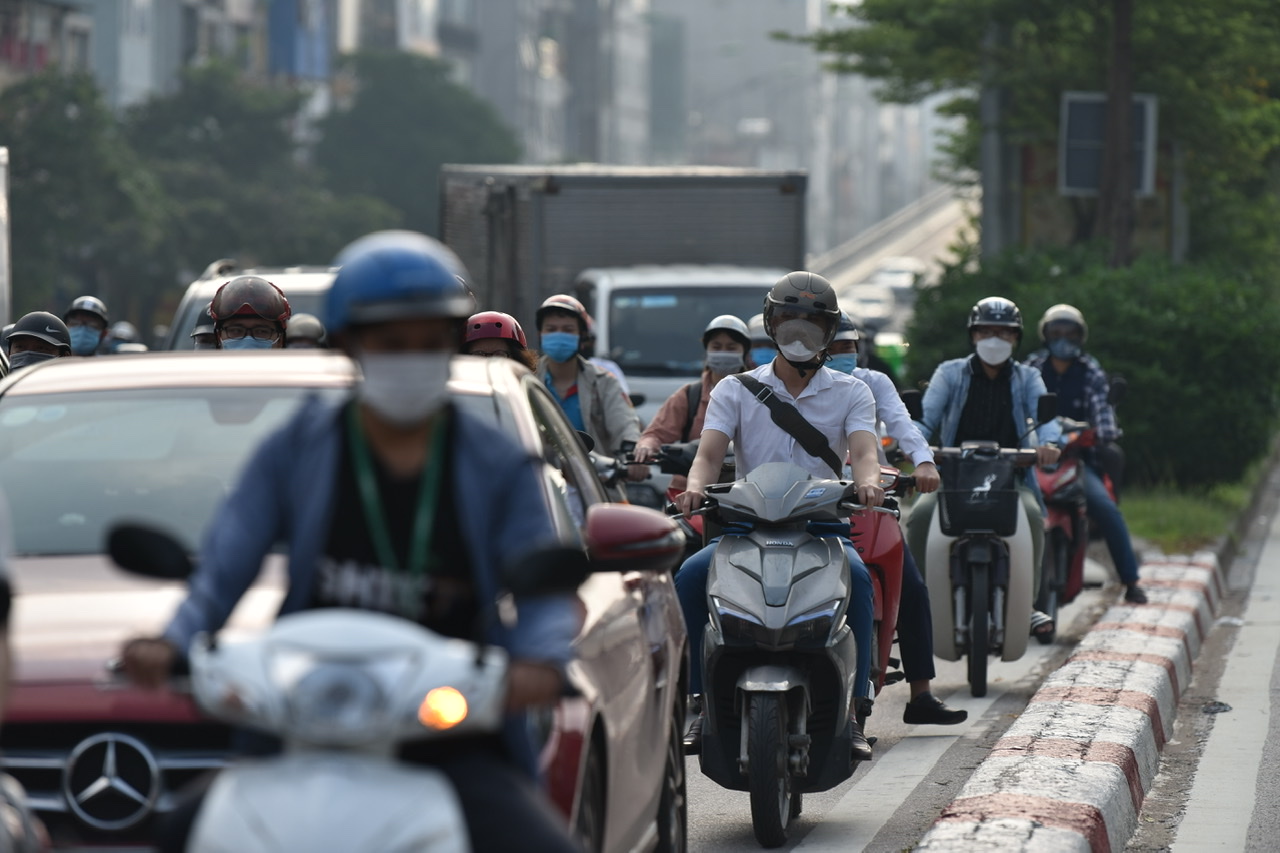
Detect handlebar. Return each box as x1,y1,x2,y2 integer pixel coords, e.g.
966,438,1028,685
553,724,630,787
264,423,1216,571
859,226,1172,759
931,445,1040,467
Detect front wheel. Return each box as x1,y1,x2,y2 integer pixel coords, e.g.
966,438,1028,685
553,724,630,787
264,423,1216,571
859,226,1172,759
967,566,990,698
1035,531,1067,645
746,693,792,848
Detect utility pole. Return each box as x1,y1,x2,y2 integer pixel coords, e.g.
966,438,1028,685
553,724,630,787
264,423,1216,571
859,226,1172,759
1097,0,1134,267
978,23,1005,259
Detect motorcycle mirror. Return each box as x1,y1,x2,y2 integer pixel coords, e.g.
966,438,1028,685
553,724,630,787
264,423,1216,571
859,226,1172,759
107,523,194,581
504,547,592,596
584,503,685,574
899,389,923,421
576,430,596,453
1036,393,1059,425
1108,374,1128,406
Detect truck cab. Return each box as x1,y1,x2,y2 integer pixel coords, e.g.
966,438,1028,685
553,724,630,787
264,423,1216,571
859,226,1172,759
576,265,784,426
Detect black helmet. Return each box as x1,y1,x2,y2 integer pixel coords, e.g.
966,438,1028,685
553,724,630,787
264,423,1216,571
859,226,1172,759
968,296,1023,337
63,295,109,327
763,271,841,347
210,276,291,328
191,307,216,339
9,312,71,352
286,313,327,347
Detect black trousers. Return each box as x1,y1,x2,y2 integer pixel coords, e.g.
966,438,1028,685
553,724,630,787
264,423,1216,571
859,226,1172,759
897,544,937,684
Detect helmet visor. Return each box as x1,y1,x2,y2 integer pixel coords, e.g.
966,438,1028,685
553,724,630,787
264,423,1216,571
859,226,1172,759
211,280,290,324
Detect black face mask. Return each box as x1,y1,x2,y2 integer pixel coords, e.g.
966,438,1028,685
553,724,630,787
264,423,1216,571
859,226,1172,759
8,350,57,371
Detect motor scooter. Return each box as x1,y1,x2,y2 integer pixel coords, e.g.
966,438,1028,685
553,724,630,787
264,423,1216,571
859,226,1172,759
848,467,914,693
689,462,897,848
1033,416,1097,644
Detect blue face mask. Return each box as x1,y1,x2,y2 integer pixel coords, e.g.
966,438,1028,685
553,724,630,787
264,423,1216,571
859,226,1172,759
221,336,275,351
750,347,776,367
826,354,859,375
541,332,580,363
1047,338,1082,360
68,326,101,356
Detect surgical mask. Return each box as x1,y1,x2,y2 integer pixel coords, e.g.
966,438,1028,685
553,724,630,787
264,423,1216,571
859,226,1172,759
826,354,859,375
705,351,744,375
750,347,776,367
541,332,580,363
775,319,826,362
8,351,56,371
221,336,275,351
1047,338,1082,360
357,351,452,427
69,326,101,356
975,337,1014,366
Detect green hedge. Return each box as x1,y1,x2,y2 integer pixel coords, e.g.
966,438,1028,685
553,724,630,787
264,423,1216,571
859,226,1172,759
903,247,1280,488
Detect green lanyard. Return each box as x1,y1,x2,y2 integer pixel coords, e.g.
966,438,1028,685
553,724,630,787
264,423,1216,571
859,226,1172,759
345,403,448,611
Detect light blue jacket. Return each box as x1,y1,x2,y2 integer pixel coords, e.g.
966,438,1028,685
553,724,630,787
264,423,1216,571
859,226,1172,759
164,396,580,769
913,355,1063,489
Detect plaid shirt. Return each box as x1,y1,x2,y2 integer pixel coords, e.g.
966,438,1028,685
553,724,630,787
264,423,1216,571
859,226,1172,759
1025,350,1122,442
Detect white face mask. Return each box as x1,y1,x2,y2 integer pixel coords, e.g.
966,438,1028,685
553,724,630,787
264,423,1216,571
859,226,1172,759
975,337,1014,366
774,318,826,362
356,352,452,427
705,351,744,375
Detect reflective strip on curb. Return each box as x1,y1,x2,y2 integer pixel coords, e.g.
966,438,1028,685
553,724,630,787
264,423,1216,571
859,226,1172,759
915,551,1221,852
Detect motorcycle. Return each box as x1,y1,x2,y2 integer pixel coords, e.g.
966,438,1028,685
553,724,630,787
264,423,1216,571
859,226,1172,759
848,467,914,694
1033,416,1098,644
687,462,898,848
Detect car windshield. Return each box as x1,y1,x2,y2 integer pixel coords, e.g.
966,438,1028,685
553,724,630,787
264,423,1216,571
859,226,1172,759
0,386,344,555
168,290,327,350
607,285,768,376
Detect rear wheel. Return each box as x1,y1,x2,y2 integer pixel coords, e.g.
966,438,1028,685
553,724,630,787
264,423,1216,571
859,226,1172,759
746,692,791,848
1035,531,1067,645
655,702,687,853
967,566,990,698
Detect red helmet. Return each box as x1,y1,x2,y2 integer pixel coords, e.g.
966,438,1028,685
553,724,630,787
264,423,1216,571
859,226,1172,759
465,311,527,347
209,276,291,328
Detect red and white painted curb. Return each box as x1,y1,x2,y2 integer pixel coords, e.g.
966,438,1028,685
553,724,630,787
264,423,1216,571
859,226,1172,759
916,552,1224,853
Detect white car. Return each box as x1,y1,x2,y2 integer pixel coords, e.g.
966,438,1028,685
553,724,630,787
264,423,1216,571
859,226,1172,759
843,283,897,329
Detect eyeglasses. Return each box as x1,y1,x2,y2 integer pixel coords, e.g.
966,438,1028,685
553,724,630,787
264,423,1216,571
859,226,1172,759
470,350,510,359
973,327,1019,341
221,325,280,342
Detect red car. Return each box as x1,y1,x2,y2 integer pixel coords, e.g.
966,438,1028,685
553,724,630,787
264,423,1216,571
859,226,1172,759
0,352,688,852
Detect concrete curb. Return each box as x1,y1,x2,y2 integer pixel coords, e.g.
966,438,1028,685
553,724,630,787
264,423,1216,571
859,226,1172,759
915,552,1223,853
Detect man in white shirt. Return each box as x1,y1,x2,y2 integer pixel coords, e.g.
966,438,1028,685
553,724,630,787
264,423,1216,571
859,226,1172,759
674,272,884,760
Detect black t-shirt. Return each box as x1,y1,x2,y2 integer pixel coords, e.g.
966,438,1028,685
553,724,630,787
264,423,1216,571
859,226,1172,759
956,355,1019,448
312,406,478,641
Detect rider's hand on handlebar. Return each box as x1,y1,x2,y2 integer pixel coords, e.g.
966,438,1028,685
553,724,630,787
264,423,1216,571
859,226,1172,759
625,463,650,482
631,442,658,464
121,636,178,690
913,461,941,494
675,488,706,518
856,483,885,508
1036,445,1062,468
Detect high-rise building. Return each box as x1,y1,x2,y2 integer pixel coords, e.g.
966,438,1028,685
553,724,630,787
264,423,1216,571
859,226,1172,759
0,0,91,90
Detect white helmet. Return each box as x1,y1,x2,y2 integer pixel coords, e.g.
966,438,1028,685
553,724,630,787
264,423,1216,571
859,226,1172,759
701,314,749,349
747,313,769,344
1038,304,1088,343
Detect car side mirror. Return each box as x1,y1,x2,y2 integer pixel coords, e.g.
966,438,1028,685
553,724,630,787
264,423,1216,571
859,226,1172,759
108,524,194,580
628,393,647,408
584,504,685,574
1036,392,1059,425
1108,374,1127,406
899,389,923,421
576,430,596,453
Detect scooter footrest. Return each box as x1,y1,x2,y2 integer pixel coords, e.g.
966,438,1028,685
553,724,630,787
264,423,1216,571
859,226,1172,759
883,671,906,686
888,656,900,668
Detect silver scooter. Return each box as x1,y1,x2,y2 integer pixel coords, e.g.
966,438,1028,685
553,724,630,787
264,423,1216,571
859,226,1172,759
691,462,891,848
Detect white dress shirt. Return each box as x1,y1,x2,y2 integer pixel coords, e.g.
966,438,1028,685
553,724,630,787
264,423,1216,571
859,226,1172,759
702,361,877,480
851,366,935,467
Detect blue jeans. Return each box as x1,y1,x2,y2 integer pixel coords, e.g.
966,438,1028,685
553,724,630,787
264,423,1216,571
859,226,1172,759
1084,464,1139,585
675,529,873,698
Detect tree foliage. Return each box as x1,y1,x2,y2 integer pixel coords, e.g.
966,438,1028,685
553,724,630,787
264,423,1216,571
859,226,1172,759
316,51,521,236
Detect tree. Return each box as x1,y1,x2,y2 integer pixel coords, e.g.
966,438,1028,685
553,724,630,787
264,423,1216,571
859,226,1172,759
0,71,168,317
800,0,1280,264
315,51,521,236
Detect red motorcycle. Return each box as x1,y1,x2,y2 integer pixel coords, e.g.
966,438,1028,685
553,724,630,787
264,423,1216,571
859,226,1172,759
1034,417,1117,644
849,466,913,693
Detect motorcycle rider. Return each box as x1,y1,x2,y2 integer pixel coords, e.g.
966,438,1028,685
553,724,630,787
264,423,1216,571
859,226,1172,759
121,231,583,852
189,308,217,350
208,276,291,350
632,314,750,490
674,272,884,760
105,320,148,354
62,296,110,357
907,296,1062,636
463,310,538,371
1026,304,1147,604
536,294,644,477
746,312,775,369
7,312,72,371
827,314,967,725
284,312,327,349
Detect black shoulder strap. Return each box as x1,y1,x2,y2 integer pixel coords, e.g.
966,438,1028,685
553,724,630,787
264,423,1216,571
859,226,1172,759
680,381,701,442
733,374,845,476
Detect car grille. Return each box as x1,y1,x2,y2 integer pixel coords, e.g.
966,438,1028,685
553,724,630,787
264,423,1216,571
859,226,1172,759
0,721,232,843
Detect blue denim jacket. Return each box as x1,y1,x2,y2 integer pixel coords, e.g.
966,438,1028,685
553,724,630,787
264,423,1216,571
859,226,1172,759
163,396,580,771
913,356,1063,490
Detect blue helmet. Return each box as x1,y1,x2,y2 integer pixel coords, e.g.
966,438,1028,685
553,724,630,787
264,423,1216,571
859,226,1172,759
326,231,474,334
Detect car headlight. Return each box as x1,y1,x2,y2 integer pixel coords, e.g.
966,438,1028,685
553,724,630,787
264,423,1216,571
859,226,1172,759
271,649,397,746
779,600,843,648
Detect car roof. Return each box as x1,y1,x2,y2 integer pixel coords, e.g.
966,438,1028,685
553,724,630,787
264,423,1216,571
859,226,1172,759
0,351,522,398
182,268,337,301
576,265,788,286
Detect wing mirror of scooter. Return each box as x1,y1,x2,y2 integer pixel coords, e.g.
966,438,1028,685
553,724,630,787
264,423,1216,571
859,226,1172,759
899,388,924,421
1036,392,1059,425
1108,374,1128,406
584,503,685,575
576,430,596,453
107,523,194,581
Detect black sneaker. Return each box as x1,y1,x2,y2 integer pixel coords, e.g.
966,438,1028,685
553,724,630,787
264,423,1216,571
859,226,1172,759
1125,584,1149,604
850,722,873,762
683,709,704,755
902,693,968,726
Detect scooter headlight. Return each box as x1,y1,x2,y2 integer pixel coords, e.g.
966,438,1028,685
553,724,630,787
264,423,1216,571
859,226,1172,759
712,597,767,646
270,649,401,746
779,600,843,647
